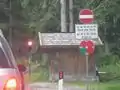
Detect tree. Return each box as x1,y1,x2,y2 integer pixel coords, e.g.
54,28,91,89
20,0,61,32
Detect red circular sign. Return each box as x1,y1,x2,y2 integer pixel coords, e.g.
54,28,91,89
79,9,94,24
80,41,86,48
86,40,95,54
80,40,95,54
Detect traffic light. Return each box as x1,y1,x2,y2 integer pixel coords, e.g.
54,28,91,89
28,41,33,46
59,71,63,79
27,40,33,52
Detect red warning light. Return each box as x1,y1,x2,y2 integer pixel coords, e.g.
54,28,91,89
28,41,33,46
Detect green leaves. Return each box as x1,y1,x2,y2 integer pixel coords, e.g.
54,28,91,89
20,0,30,8
19,0,60,32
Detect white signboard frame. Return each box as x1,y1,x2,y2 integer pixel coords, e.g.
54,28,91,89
75,24,98,39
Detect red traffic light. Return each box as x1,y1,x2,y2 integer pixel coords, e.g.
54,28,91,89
28,41,33,46
59,71,63,79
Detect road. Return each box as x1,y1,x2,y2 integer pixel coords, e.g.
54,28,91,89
24,65,86,90
28,82,86,90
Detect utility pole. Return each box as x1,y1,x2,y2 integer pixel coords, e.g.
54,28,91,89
69,0,74,32
9,0,12,47
60,0,67,32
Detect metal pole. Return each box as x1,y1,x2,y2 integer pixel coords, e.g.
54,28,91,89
28,54,32,80
86,53,89,90
9,0,12,47
86,53,89,77
69,0,74,32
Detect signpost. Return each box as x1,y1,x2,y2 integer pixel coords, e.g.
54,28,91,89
86,40,95,54
76,9,98,90
75,24,98,39
79,40,95,90
79,9,94,24
79,40,95,55
27,40,33,81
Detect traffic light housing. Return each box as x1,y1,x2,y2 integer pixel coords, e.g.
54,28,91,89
59,71,63,79
27,40,33,52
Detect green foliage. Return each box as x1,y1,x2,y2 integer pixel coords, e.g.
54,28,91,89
30,66,49,82
99,64,120,82
2,0,120,67
97,55,120,67
97,55,120,82
9,0,120,44
107,85,120,90
19,0,60,32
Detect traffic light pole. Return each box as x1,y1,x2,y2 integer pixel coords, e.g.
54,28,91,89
86,52,89,90
86,53,89,77
28,52,32,80
58,71,63,90
9,0,12,47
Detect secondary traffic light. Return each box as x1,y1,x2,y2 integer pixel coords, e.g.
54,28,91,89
59,71,64,79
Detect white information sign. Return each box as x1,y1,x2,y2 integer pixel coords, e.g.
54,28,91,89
75,24,98,39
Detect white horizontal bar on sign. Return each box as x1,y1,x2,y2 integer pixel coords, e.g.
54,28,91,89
79,15,94,19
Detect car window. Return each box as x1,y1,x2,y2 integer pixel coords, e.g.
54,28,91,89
0,36,17,68
0,44,11,68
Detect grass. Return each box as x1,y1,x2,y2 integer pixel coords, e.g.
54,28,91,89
24,66,49,83
23,62,120,90
30,72,49,82
70,81,120,90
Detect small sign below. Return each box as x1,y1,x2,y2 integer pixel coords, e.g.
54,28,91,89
75,24,98,39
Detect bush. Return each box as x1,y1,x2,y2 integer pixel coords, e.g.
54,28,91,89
98,55,119,67
97,55,120,82
30,66,49,82
107,85,120,90
99,64,120,82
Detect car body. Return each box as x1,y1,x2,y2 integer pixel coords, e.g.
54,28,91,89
0,30,25,90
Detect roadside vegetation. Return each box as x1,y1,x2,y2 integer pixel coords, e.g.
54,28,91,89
1,0,120,89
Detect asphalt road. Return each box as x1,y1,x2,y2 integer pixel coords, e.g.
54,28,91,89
28,82,86,90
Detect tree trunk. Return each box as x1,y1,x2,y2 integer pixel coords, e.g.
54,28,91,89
104,41,110,55
104,28,110,55
60,0,67,32
69,0,74,32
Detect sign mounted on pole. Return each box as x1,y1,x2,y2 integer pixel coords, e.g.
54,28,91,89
79,9,94,24
79,41,87,55
79,40,95,55
86,40,95,54
75,24,98,39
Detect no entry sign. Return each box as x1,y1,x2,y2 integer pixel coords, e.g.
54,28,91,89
79,9,94,24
